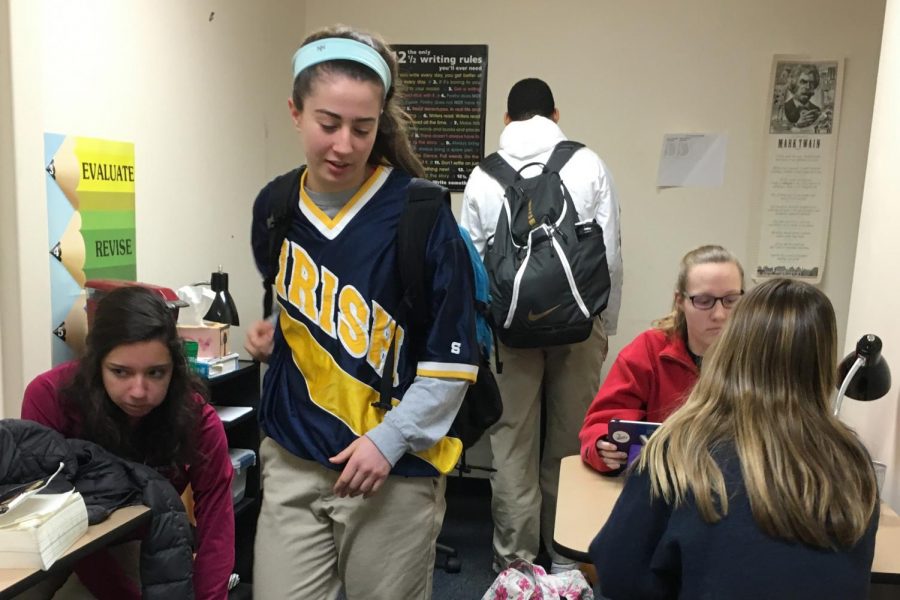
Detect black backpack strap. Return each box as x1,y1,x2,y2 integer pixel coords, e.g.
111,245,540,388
544,140,584,173
261,167,304,318
479,152,520,189
374,178,450,411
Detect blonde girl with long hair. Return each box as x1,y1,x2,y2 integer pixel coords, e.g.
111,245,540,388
590,278,879,600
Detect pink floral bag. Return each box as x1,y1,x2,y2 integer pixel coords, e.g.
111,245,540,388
481,559,594,600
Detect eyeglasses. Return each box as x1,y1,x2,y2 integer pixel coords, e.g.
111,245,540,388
687,292,744,310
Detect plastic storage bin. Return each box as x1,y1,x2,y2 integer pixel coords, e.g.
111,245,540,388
229,448,257,504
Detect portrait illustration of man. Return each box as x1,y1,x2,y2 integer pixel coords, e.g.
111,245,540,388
783,65,822,129
770,61,834,134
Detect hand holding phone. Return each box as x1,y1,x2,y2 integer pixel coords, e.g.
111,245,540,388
596,439,629,470
607,419,662,466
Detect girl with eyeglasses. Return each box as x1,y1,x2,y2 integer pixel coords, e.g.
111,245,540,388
580,245,744,473
590,278,878,599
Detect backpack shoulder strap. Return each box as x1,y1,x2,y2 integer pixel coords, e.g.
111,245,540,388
544,140,585,173
479,152,520,189
396,178,450,335
261,166,304,317
374,178,449,411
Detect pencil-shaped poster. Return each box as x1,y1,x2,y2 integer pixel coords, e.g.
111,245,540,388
45,133,136,364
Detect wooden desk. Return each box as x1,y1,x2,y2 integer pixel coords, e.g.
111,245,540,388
553,455,900,584
553,456,624,564
0,505,151,599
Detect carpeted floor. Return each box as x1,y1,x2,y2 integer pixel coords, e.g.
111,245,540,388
432,476,498,600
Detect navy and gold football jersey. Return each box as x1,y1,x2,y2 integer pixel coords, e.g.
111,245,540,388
258,166,478,477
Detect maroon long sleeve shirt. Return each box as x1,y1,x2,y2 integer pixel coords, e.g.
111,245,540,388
22,362,234,600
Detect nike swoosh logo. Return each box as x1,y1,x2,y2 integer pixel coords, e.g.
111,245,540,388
527,305,561,322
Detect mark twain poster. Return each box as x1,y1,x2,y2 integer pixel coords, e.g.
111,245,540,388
755,57,843,284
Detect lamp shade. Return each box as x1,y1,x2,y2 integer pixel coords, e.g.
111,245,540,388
837,334,891,401
203,269,240,326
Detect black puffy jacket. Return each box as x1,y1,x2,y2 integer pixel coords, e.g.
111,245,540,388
0,418,195,599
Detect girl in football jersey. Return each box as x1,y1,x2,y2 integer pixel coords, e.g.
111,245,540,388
245,25,478,600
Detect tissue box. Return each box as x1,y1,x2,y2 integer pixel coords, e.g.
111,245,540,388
177,322,229,358
229,448,257,504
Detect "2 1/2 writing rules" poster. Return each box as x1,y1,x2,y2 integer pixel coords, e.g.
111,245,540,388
45,133,136,364
394,44,488,191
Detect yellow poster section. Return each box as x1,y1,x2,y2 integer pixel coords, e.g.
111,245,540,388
74,137,136,196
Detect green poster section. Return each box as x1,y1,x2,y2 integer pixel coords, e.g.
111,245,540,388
80,190,135,280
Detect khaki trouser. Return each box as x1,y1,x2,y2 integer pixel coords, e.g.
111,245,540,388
489,319,608,567
253,437,446,600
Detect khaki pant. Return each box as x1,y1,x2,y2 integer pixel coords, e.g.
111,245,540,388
489,319,608,566
253,437,446,600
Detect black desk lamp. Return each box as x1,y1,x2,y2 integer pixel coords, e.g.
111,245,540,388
833,334,891,417
203,267,240,326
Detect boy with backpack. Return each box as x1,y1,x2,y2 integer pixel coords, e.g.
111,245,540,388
461,78,623,574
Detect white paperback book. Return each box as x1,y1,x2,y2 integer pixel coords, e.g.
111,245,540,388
0,489,89,570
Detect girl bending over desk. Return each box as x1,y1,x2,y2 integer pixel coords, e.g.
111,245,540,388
590,278,879,600
22,286,234,600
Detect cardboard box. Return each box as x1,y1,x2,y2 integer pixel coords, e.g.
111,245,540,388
177,322,229,358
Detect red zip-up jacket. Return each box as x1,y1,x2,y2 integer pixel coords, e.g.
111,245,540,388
580,329,698,473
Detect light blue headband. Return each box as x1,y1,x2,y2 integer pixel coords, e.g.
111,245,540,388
292,37,392,95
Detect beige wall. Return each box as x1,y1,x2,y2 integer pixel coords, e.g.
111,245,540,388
1,0,887,424
1,0,303,417
0,0,16,417
840,0,900,509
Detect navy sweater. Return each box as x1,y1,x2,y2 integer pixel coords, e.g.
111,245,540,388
589,448,878,600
